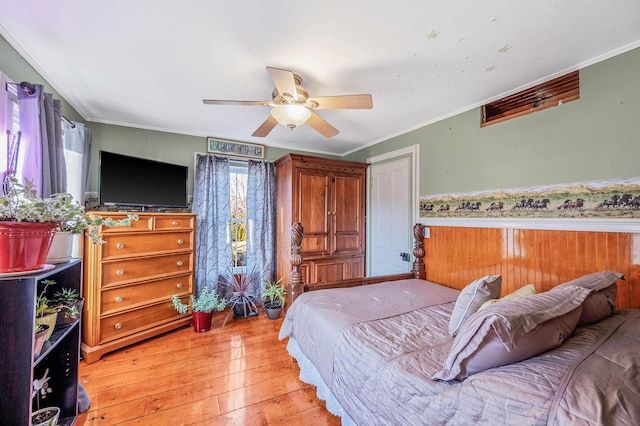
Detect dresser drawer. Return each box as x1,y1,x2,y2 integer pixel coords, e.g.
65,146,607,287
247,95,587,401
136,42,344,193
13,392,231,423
99,215,154,232
102,253,192,287
101,231,193,259
155,216,194,231
100,302,184,343
101,274,193,315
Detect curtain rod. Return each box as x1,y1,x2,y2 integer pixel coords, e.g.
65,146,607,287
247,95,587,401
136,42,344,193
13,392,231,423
5,80,36,96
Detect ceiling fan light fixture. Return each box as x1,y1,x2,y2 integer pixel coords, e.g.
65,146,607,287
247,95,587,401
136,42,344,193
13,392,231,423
270,104,312,130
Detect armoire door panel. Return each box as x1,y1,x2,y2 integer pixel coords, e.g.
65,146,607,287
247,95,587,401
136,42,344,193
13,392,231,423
333,174,363,233
313,260,346,283
296,170,329,235
301,234,330,255
333,234,363,254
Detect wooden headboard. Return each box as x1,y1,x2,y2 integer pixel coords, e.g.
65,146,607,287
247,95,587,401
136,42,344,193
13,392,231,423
287,222,639,309
424,226,639,309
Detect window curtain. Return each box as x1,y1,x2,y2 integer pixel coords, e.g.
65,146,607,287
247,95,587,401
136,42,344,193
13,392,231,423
246,160,276,296
62,120,92,204
0,73,9,182
17,83,42,192
192,154,231,295
16,82,66,196
41,92,66,197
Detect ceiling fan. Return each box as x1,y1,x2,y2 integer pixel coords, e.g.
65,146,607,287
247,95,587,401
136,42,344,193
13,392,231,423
202,67,373,138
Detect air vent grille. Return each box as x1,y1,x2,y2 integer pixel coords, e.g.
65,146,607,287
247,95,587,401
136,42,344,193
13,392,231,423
481,71,579,127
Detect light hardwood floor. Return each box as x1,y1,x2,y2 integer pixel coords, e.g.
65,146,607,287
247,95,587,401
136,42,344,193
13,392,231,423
76,310,340,425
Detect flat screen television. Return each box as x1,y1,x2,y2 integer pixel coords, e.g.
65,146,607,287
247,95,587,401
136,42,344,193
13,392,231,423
99,151,189,209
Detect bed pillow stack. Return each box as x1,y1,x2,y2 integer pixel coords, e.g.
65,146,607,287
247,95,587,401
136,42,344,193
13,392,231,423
549,271,622,325
434,271,623,382
448,275,502,337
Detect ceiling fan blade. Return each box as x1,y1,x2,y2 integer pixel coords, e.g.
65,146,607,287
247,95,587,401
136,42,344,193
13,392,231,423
266,67,297,99
252,115,278,137
308,94,373,109
306,111,339,138
203,99,272,106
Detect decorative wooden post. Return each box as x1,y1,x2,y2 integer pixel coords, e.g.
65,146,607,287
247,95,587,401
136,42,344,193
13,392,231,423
289,222,305,305
412,223,426,279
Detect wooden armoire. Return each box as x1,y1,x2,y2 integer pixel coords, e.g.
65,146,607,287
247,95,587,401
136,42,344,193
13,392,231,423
275,154,367,287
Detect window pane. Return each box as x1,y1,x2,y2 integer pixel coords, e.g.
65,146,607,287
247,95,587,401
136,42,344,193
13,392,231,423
230,167,247,269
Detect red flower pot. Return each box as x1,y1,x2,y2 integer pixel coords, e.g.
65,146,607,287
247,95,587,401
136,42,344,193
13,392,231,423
0,221,57,273
191,311,213,332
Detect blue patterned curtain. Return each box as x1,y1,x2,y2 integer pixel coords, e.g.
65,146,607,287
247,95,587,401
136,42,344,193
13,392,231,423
192,154,231,295
246,160,276,296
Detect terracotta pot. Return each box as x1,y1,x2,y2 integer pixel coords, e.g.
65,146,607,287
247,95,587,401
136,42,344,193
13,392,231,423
0,221,56,273
191,311,213,332
33,325,49,356
46,231,74,264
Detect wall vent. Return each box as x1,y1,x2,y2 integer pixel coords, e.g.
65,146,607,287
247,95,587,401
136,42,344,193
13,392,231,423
481,71,579,127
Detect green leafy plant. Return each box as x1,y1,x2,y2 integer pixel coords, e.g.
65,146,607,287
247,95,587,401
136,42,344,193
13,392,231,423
261,277,286,309
171,287,226,314
52,287,82,320
36,279,57,317
0,176,138,243
220,267,260,318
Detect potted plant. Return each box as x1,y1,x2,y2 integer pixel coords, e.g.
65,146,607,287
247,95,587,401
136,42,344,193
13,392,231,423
51,286,83,325
31,368,60,426
33,324,49,357
0,176,137,271
171,287,226,332
221,268,259,320
261,277,286,320
35,279,58,342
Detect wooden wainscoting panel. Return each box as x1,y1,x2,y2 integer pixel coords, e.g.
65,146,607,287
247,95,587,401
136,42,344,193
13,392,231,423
425,226,639,309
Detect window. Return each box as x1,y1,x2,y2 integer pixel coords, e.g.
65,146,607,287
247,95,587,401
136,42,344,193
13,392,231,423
230,164,247,270
1,81,21,193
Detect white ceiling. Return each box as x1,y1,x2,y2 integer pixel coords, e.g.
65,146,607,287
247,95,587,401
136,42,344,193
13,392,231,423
1,1,640,156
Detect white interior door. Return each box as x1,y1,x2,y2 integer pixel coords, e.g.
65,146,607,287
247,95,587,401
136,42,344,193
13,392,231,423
369,156,412,276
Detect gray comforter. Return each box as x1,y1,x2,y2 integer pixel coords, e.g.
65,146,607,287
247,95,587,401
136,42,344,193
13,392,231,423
279,280,640,425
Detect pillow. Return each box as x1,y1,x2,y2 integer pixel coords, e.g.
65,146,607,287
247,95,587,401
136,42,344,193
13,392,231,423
478,283,537,311
551,271,623,325
448,275,501,336
434,284,591,381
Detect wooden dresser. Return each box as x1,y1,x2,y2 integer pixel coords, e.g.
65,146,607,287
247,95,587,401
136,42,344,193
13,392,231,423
82,212,195,363
275,154,367,287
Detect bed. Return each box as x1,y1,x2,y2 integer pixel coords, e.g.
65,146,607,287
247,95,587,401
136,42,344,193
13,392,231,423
279,222,640,425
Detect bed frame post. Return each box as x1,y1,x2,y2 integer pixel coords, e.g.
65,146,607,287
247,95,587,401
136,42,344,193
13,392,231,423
412,223,426,279
289,222,305,306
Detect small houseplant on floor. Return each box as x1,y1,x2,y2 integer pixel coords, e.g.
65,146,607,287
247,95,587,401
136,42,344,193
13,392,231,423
0,176,137,272
261,277,286,320
221,268,260,320
171,287,226,332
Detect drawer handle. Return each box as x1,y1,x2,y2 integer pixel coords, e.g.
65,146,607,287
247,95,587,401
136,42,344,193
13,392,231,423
177,261,184,267
172,220,179,226
116,243,125,249
114,322,122,330
177,239,184,245
176,283,183,289
116,269,124,276
115,296,123,303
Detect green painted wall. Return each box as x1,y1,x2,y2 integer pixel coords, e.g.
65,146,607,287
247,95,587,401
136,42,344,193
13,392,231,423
4,32,639,199
86,122,320,195
346,47,640,196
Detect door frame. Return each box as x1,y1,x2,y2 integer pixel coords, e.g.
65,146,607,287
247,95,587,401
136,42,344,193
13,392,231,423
366,144,420,276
